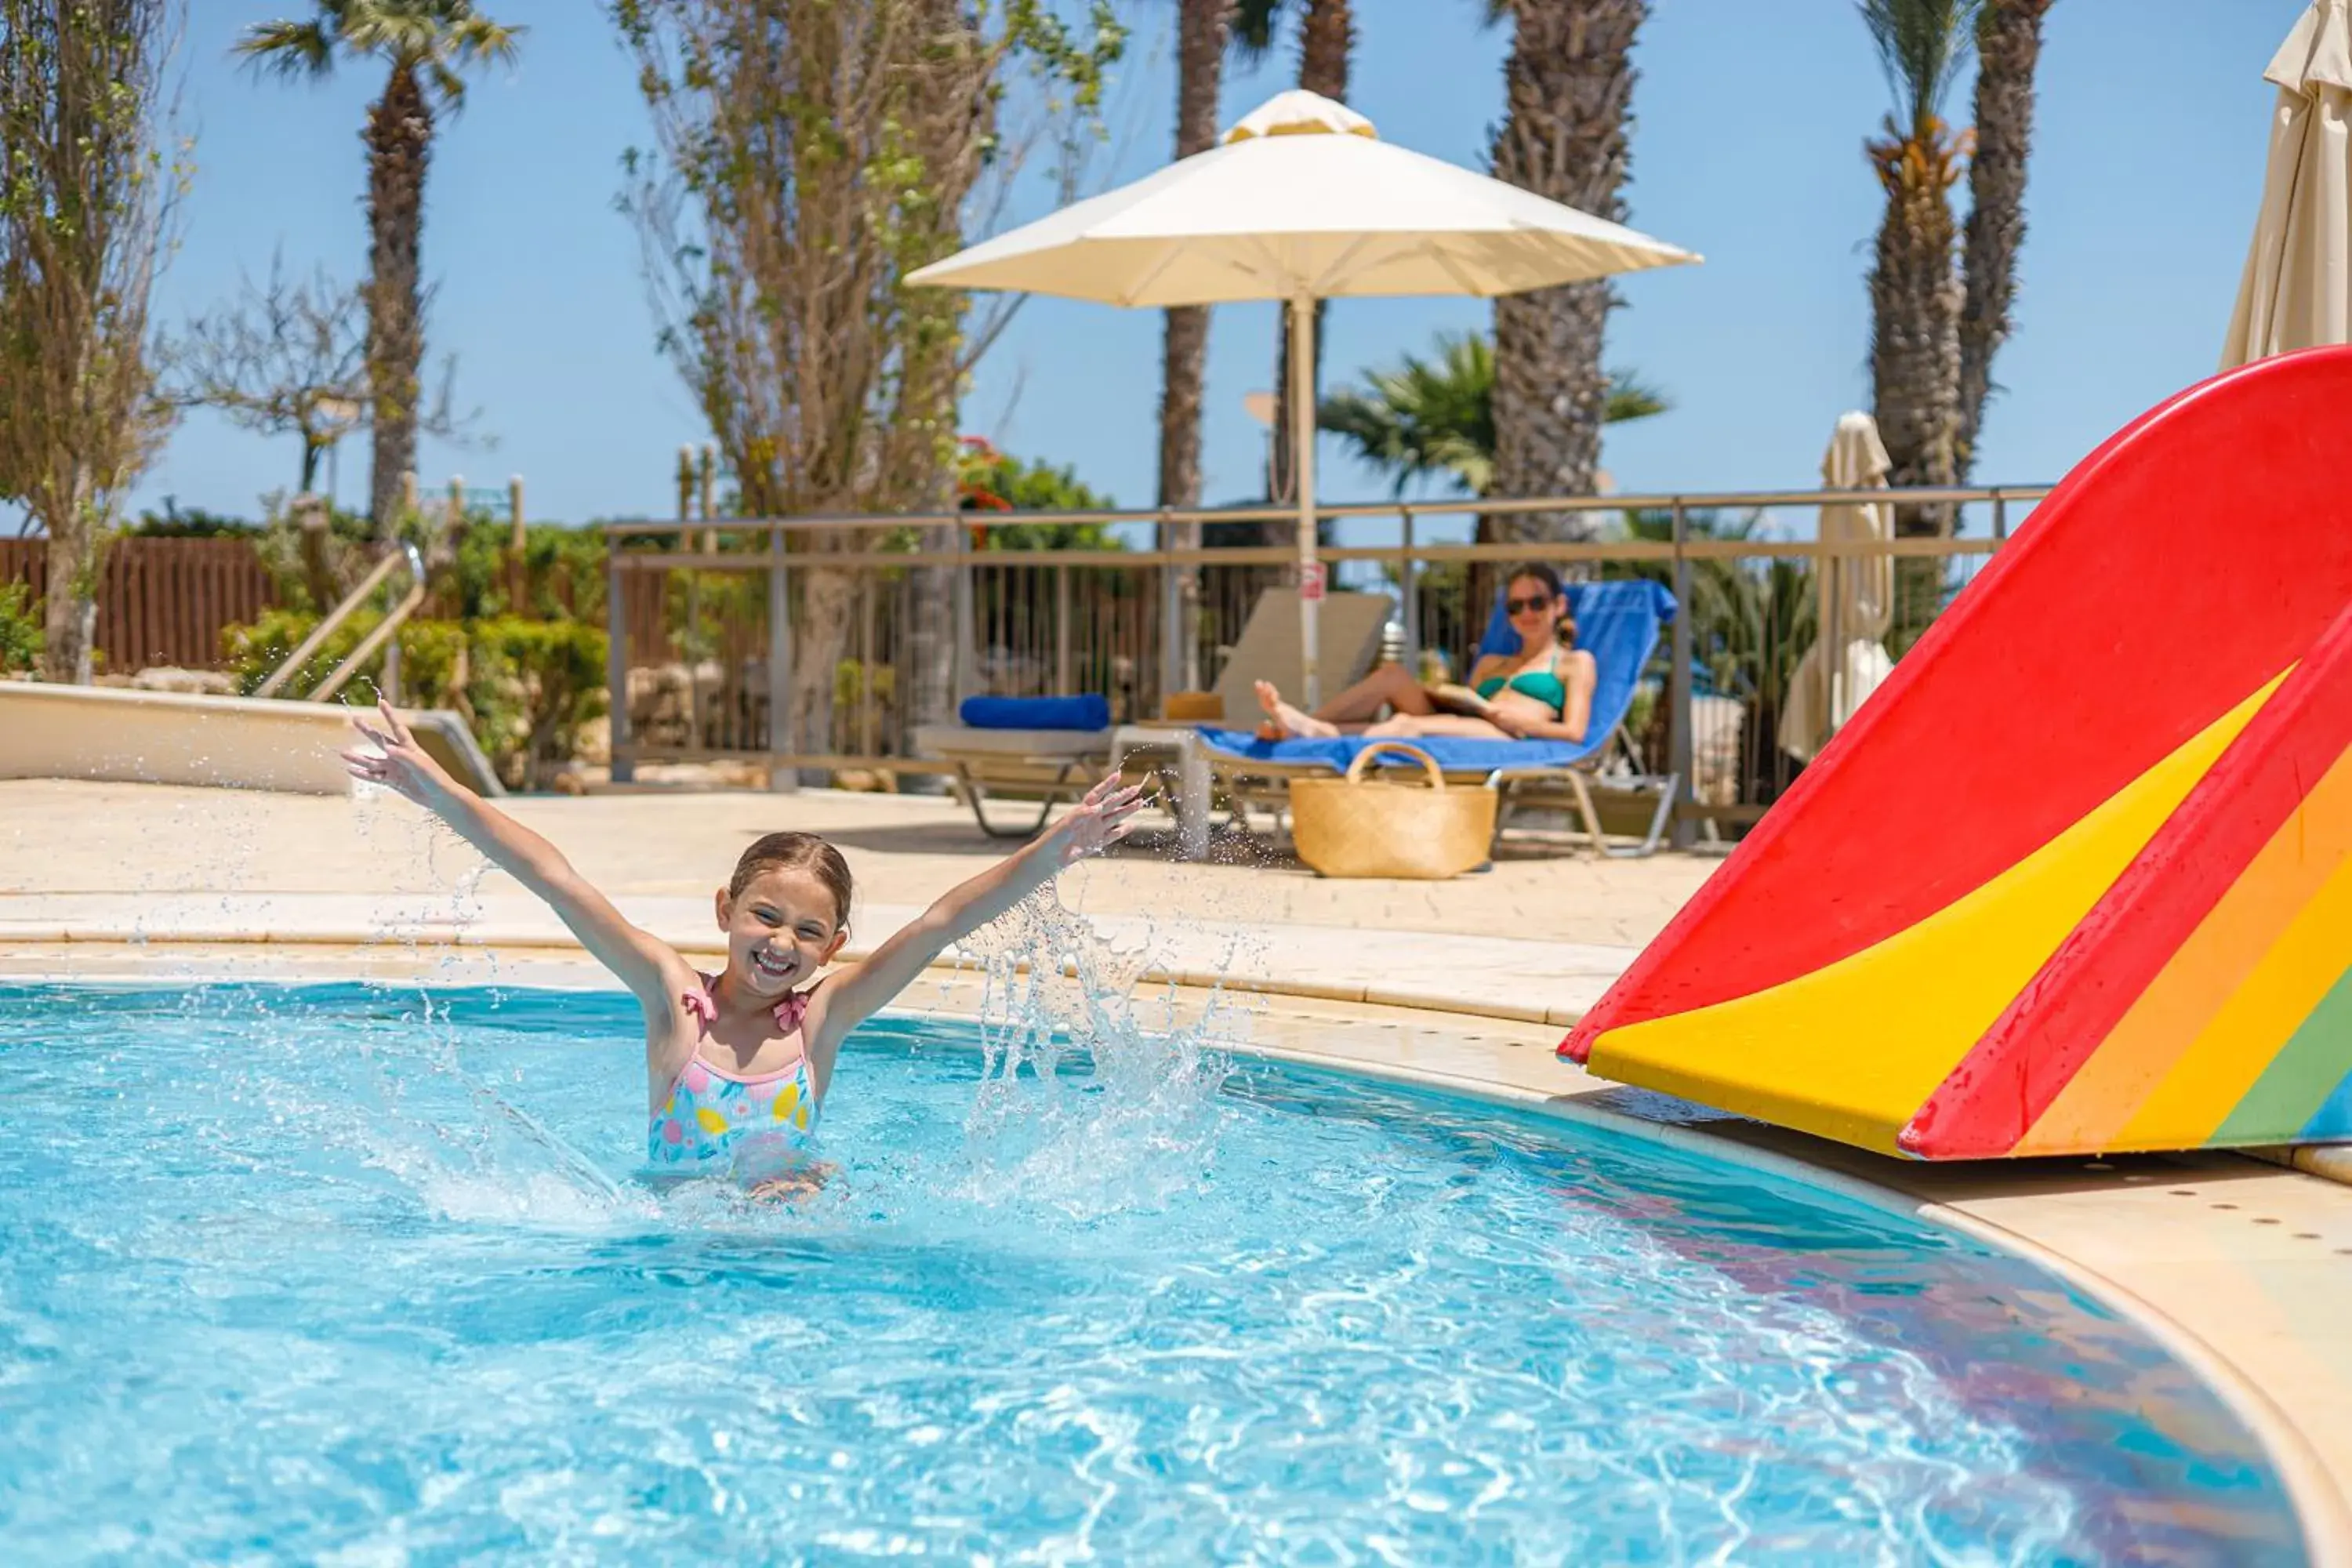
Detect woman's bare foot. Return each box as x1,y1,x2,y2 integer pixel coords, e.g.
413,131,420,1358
1254,679,1338,739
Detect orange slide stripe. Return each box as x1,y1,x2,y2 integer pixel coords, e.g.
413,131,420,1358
2015,739,2352,1154
2114,848,2352,1149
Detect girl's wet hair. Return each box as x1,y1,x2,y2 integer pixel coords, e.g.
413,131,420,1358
1508,562,1577,650
729,831,854,929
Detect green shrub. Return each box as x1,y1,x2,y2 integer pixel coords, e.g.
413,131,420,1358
221,610,605,791
451,520,608,622
465,616,608,790
0,583,42,673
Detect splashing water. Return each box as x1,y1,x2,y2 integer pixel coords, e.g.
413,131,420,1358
950,885,1242,1218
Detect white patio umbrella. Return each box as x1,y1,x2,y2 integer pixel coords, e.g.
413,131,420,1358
2223,0,2352,367
1779,412,1895,764
907,90,1698,704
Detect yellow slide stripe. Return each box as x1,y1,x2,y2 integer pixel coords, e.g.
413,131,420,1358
1585,681,2277,1154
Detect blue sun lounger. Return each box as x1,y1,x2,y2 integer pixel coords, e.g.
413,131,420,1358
1192,579,1681,858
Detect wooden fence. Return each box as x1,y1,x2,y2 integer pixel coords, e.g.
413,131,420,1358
1,536,277,671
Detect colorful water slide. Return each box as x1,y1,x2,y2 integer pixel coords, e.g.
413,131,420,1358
1562,346,2352,1159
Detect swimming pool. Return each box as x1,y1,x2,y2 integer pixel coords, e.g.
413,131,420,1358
0,982,2306,1563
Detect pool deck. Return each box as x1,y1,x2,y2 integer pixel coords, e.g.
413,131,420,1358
6,777,2352,1560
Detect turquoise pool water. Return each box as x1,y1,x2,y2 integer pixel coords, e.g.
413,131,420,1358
0,982,2305,1564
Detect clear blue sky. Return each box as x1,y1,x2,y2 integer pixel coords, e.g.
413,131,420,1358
129,0,2307,545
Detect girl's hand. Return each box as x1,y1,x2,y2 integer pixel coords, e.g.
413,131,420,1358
1053,774,1146,864
1487,707,1529,739
341,699,456,806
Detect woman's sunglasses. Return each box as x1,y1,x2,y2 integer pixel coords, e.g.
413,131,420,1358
1505,594,1555,615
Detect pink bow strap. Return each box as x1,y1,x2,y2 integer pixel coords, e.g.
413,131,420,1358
686,972,811,1036
774,987,811,1036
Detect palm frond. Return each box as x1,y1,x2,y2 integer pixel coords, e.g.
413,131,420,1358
1604,368,1671,424
234,19,338,80
1321,332,1668,496
1229,0,1287,71
447,16,524,71
427,60,467,108
1858,0,1981,133
1317,330,1493,497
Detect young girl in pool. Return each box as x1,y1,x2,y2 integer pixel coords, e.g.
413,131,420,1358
342,701,1144,1185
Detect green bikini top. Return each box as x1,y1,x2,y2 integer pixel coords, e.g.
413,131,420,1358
1474,659,1570,713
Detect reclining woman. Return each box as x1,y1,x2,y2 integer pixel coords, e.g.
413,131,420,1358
1254,563,1597,744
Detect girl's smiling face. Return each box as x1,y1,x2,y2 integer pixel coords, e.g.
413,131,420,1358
714,866,848,998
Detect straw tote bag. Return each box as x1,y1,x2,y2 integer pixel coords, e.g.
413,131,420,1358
1288,742,1498,880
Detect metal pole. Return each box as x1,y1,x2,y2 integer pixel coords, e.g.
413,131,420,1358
684,466,704,758
859,564,877,760
1159,506,1183,706
606,541,633,785
1819,499,1842,736
1054,562,1073,697
767,521,793,793
1292,293,1321,708
1399,509,1420,670
1668,496,1697,848
951,515,975,705
1992,492,2008,542
698,445,717,551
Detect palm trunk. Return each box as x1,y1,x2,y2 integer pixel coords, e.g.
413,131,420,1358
1957,0,2050,479
1265,0,1351,514
1489,0,1647,546
1160,0,1230,691
365,61,431,539
1867,116,1967,641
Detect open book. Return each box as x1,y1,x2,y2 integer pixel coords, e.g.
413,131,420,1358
1423,683,1497,720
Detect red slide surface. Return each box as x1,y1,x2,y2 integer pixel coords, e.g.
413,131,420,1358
1566,346,2352,1063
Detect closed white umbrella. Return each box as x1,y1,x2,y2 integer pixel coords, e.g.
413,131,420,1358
909,90,1699,703
1780,412,1895,764
2223,0,2352,366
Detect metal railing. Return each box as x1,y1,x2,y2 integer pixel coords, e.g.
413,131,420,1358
255,542,428,702
600,485,2049,829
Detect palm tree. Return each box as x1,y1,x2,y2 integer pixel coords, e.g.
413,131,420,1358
1861,0,1977,512
1318,330,1669,500
238,2,521,539
1160,0,1232,688
1859,0,1979,642
1957,0,2053,478
1232,0,1353,506
1488,0,1651,543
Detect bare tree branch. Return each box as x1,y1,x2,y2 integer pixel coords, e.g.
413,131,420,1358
166,252,490,493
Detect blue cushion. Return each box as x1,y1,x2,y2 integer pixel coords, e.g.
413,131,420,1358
958,694,1111,731
1195,729,1604,771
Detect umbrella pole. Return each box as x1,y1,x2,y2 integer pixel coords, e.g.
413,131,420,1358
1292,292,1321,708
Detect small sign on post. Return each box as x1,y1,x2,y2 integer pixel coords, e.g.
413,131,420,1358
1299,560,1327,601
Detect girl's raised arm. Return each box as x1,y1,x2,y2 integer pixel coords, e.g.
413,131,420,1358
808,775,1144,1049
343,700,684,1014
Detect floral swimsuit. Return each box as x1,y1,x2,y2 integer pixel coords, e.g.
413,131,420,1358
648,975,817,1176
